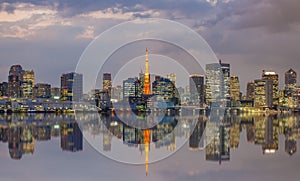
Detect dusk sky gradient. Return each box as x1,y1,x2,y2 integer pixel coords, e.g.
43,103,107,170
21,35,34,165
1,0,300,93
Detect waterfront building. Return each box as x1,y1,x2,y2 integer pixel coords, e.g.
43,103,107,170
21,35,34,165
246,82,255,100
205,60,230,106
262,70,279,107
152,76,179,105
103,73,112,98
123,77,139,99
0,82,8,97
254,79,273,108
285,68,297,90
111,85,123,101
189,74,205,105
21,70,34,98
60,72,83,101
230,76,241,101
51,87,61,99
8,65,23,98
33,83,51,98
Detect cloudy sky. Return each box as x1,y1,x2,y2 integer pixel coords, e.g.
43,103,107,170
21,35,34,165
1,0,300,92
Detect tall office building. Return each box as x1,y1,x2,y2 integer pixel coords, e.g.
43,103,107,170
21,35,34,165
0,82,8,97
21,70,34,98
61,72,83,101
262,71,279,106
103,73,112,97
189,74,205,105
246,82,255,100
33,83,51,98
254,79,273,108
285,68,297,90
8,65,24,98
206,60,230,105
230,76,241,101
123,77,139,98
111,86,123,101
167,73,176,86
152,76,178,104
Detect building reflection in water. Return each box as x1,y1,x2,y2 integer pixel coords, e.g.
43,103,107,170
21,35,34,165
0,113,300,171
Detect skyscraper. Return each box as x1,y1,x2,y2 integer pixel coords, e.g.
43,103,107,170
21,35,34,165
206,60,230,106
254,79,273,108
123,77,139,98
246,82,255,100
21,70,34,98
285,68,297,90
8,65,23,98
33,83,51,98
0,82,8,97
152,76,178,105
262,70,279,107
103,73,112,98
189,74,205,105
230,76,241,101
143,48,151,95
61,72,83,101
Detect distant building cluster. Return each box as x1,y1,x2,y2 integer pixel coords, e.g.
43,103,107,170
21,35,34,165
1,54,300,112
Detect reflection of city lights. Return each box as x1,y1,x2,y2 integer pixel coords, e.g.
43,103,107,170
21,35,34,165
110,121,118,126
264,149,276,154
182,124,189,129
54,124,60,129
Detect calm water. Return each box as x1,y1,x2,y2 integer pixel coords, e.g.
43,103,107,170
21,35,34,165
1,112,300,181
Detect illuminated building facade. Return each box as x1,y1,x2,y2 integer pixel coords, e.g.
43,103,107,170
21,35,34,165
262,71,279,106
205,61,230,106
254,79,273,108
60,72,83,101
285,68,297,90
8,65,23,98
246,82,255,100
230,76,240,101
189,74,205,105
123,77,139,98
152,76,178,105
143,48,151,95
111,85,123,101
103,73,112,98
33,83,51,98
21,70,34,98
0,82,8,97
51,87,61,99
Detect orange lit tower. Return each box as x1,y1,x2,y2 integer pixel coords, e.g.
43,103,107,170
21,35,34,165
144,129,151,176
143,48,151,95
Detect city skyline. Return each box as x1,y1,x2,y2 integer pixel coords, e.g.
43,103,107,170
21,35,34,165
1,1,300,181
0,60,300,99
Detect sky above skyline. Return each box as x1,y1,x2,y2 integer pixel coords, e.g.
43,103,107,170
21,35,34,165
1,0,300,93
